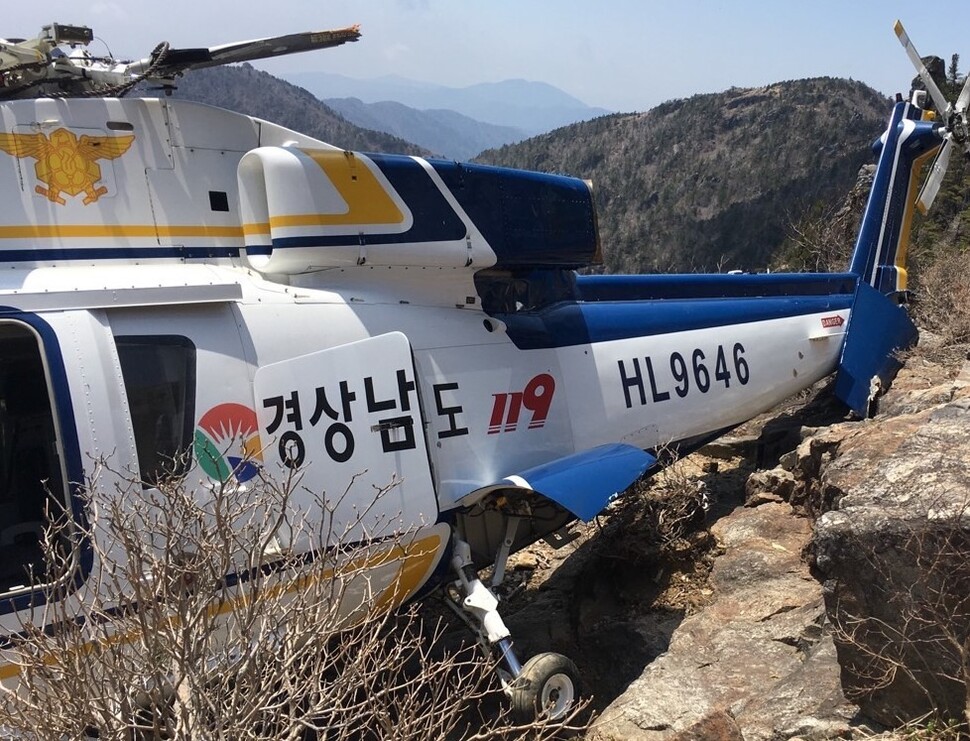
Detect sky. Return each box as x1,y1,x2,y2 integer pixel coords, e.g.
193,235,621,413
5,1,970,113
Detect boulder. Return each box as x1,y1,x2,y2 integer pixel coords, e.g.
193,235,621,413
590,503,857,740
810,362,970,726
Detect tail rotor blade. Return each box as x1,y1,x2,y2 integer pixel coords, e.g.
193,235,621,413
917,137,952,214
956,71,970,115
895,20,950,116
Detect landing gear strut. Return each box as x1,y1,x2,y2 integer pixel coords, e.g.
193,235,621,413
448,533,580,722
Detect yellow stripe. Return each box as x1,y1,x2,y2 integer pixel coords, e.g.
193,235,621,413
301,149,405,227
0,224,245,240
898,144,941,291
0,533,441,683
242,222,270,236
0,662,19,680
240,153,407,234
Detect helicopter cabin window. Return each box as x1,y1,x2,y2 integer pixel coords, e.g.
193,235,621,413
0,323,68,594
116,336,197,487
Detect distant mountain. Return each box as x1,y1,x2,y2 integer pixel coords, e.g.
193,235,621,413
323,97,527,160
283,72,611,135
476,78,890,274
167,64,428,155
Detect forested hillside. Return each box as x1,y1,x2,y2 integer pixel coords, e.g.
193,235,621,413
477,78,889,273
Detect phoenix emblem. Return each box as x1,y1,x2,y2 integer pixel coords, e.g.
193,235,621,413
0,128,135,205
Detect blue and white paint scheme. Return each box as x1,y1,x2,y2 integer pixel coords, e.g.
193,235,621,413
0,18,961,717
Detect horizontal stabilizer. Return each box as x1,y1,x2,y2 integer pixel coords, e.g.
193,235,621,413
503,443,656,521
834,282,918,417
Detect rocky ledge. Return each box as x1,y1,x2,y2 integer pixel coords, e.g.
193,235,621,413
507,339,970,739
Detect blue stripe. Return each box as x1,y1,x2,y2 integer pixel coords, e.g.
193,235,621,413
0,245,241,263
364,154,467,243
253,154,468,252
576,272,858,301
497,294,854,350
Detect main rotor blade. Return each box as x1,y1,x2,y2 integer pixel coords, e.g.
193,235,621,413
0,40,46,70
198,26,361,69
917,136,952,214
126,26,361,78
895,20,950,116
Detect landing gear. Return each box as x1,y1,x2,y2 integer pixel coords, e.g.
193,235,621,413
448,532,581,723
511,652,580,722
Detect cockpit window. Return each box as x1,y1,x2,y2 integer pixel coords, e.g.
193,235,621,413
116,336,196,487
0,323,68,593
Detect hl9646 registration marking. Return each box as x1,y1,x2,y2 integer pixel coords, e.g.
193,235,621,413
618,343,750,409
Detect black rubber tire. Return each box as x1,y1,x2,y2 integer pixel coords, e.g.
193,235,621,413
510,651,581,723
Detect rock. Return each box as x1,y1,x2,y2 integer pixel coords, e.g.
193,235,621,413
493,350,970,740
744,468,794,505
700,436,759,460
669,710,743,741
737,636,858,739
742,423,859,514
590,503,853,740
779,449,799,471
874,356,970,418
811,393,970,726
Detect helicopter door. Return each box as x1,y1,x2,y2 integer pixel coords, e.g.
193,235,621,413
253,332,436,545
0,313,99,623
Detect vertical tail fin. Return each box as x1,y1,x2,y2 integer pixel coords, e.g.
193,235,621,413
836,22,968,416
848,98,943,296
836,97,938,416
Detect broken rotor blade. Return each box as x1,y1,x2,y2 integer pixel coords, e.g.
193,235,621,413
956,70,970,115
895,20,950,117
124,26,361,79
916,136,952,214
0,40,46,70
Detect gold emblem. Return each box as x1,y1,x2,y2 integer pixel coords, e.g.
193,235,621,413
0,128,134,205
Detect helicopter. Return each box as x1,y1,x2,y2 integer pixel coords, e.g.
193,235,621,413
0,18,962,722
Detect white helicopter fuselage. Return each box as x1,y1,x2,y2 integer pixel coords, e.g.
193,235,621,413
0,17,956,723
0,81,930,687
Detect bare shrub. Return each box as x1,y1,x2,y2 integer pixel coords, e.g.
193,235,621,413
911,250,970,344
606,451,711,564
774,201,855,273
773,166,873,274
828,498,970,729
0,460,585,739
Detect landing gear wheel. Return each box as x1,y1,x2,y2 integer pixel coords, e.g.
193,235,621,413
511,652,580,723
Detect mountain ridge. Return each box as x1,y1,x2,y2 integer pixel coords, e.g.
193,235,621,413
282,71,611,134
323,97,528,160
476,77,890,274
167,64,429,156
